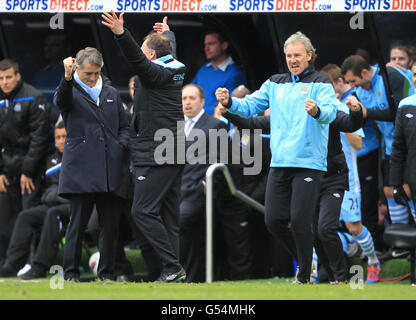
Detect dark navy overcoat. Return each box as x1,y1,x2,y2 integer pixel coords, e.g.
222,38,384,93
54,76,130,198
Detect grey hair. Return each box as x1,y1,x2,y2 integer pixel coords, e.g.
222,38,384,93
75,47,104,69
284,31,317,64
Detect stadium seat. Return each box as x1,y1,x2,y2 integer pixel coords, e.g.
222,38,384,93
383,203,416,285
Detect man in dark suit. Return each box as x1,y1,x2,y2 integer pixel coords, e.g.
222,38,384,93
54,47,130,281
180,84,227,282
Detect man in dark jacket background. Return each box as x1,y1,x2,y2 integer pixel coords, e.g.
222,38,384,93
102,13,187,282
0,121,68,278
0,59,51,265
55,47,130,281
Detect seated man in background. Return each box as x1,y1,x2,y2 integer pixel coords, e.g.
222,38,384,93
0,121,69,278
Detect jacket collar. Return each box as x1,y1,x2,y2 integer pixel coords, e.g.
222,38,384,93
290,65,315,83
0,79,23,100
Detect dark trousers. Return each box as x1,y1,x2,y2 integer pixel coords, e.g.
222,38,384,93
179,199,205,283
0,175,42,265
5,203,69,271
357,150,379,237
131,165,184,274
265,167,323,283
88,199,162,280
63,193,121,279
313,183,348,282
215,201,252,280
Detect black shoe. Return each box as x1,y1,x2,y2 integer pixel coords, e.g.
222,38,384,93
19,265,47,280
64,273,80,282
378,248,410,262
154,268,186,283
0,265,17,278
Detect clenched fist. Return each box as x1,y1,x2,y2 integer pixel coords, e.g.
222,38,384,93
215,88,230,107
345,96,363,113
63,57,75,81
304,98,318,116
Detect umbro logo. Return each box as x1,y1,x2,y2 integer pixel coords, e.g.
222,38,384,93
333,193,341,198
51,158,58,164
365,176,373,181
137,176,146,181
304,177,313,182
405,113,414,118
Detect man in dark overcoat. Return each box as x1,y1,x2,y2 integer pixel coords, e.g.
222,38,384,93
54,47,130,281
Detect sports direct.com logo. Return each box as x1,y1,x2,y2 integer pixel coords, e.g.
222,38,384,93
3,0,416,11
4,0,102,11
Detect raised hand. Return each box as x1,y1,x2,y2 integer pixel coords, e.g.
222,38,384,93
153,16,170,34
63,57,75,81
101,11,125,36
346,95,365,116
215,88,230,106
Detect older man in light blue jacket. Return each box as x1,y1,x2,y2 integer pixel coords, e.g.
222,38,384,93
216,31,338,284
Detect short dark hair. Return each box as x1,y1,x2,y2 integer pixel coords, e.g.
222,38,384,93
341,55,371,77
0,59,19,73
205,30,227,43
320,64,342,83
182,83,205,100
55,120,65,129
390,40,410,57
144,32,172,58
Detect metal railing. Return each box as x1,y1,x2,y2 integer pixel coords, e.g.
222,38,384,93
205,163,265,283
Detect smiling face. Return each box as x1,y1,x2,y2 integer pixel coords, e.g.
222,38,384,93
182,85,204,119
344,69,372,90
285,42,312,76
75,62,101,88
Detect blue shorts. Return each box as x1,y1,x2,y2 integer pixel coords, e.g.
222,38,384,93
340,189,362,223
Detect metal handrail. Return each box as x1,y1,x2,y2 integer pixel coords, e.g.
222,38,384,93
205,163,265,283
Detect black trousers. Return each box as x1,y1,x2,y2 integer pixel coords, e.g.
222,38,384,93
0,175,42,265
313,180,348,282
357,150,379,236
131,165,184,275
5,203,69,271
214,200,252,281
88,199,162,280
179,199,205,283
63,193,121,280
265,167,323,283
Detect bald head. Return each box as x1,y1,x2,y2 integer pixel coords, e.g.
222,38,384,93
231,85,250,98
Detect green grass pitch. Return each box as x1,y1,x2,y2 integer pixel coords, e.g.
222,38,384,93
1,250,415,300
0,277,416,300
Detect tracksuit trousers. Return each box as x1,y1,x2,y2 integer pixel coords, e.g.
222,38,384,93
264,167,323,283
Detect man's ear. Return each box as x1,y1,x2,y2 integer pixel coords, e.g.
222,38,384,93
307,51,312,62
361,68,369,79
151,49,157,60
221,41,229,52
16,72,21,81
